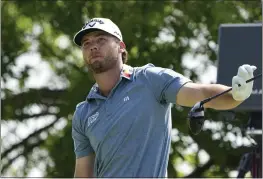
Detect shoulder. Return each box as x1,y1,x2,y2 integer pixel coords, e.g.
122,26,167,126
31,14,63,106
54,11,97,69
133,63,156,77
76,101,88,110
133,63,176,79
74,101,90,121
134,63,155,72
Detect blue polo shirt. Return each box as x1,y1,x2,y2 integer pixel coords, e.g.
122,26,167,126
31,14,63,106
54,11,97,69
72,63,191,177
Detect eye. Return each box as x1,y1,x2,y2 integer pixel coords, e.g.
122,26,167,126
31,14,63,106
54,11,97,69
97,37,106,43
82,40,90,48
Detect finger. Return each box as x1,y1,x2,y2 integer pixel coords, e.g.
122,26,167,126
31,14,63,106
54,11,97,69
233,76,246,88
233,83,239,92
244,65,253,77
237,65,249,79
244,65,256,77
251,65,257,71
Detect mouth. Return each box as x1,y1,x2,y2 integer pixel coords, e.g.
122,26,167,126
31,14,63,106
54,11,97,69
91,55,103,59
90,55,103,62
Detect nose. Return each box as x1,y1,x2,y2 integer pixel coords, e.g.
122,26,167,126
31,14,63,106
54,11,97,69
90,42,98,51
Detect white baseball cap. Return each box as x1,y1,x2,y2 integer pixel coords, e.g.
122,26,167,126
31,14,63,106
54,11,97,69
73,18,123,47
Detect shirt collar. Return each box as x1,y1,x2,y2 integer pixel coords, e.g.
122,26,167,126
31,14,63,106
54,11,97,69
86,64,134,101
120,64,134,81
86,83,104,101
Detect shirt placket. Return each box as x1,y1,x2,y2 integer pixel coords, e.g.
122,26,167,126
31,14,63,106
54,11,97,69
104,78,123,118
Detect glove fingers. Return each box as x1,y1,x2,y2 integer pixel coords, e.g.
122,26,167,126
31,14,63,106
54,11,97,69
251,65,257,71
237,65,249,79
244,65,256,77
232,76,246,88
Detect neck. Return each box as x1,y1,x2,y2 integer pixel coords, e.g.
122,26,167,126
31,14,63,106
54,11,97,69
93,61,123,97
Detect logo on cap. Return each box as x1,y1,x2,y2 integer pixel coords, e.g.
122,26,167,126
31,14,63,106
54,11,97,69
114,31,121,38
82,19,104,29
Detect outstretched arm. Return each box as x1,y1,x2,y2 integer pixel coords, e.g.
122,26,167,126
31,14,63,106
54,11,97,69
176,64,257,110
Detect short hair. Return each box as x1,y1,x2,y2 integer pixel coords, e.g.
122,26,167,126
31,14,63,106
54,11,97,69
112,36,128,64
122,49,128,64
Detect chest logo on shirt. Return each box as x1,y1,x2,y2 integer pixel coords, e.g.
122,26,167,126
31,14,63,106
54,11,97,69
88,112,99,127
123,96,130,102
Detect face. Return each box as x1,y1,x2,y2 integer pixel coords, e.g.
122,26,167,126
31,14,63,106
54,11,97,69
81,31,125,74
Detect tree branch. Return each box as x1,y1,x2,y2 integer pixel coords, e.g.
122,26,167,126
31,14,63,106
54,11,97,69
8,111,57,122
184,158,214,178
2,88,68,108
1,117,59,159
2,88,68,120
1,137,46,174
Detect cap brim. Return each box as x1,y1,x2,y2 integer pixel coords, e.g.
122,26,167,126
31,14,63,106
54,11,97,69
73,28,102,47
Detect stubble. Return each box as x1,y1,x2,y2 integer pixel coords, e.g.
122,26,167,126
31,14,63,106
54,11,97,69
86,55,118,74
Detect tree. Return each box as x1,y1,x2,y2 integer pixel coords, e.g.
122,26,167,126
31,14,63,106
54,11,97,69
1,0,261,177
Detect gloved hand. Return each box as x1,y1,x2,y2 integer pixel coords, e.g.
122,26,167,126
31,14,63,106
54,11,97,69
232,64,257,101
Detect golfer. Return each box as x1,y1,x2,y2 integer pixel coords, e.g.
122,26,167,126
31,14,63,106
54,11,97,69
72,17,257,177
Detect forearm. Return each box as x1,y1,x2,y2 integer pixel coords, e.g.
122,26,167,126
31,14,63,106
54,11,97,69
203,84,243,110
74,155,95,178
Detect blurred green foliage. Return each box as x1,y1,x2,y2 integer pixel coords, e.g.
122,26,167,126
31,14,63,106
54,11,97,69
1,0,261,177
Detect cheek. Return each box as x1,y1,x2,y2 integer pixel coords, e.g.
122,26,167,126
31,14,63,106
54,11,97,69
82,50,90,62
82,49,90,56
101,47,110,57
108,45,119,56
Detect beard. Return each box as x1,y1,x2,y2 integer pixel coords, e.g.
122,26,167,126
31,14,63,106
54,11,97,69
86,55,118,74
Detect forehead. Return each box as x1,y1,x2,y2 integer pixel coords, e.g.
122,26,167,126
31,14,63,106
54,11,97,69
82,31,110,41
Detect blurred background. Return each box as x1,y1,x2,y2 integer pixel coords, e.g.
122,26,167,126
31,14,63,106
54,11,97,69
1,1,262,178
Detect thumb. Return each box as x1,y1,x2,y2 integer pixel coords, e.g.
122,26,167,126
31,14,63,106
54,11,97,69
251,65,257,71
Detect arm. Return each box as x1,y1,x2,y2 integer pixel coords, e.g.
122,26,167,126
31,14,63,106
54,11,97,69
141,63,256,110
176,64,257,110
74,154,95,178
176,83,242,110
72,103,95,177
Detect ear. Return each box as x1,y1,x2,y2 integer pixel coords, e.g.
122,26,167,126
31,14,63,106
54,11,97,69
119,41,126,53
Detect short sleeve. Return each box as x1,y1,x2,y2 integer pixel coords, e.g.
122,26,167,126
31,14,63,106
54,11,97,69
142,64,191,104
72,109,94,158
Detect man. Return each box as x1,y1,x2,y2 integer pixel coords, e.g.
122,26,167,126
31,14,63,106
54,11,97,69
71,17,257,177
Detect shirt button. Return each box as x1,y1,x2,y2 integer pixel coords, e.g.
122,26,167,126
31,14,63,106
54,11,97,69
104,107,111,117
107,110,111,117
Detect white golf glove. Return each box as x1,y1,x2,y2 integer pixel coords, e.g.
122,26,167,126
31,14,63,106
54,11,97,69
232,64,257,101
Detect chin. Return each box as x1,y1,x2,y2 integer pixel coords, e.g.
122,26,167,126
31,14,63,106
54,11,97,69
88,56,117,74
88,62,105,73
89,59,98,64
